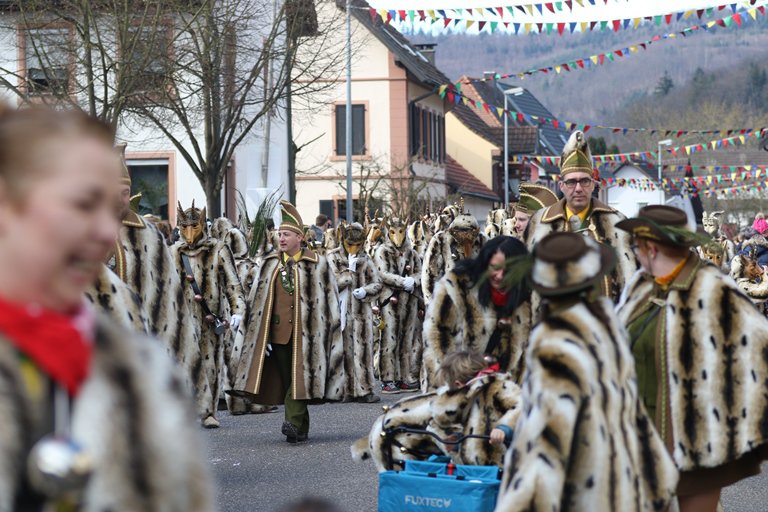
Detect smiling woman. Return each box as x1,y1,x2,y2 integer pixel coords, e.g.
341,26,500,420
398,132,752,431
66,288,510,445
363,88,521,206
0,105,213,512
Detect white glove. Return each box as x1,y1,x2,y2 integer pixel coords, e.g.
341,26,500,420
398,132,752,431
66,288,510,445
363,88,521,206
352,287,367,300
230,314,242,332
403,276,415,292
265,343,273,357
348,254,358,272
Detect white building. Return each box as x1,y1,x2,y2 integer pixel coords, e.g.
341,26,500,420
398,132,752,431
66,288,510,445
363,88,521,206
0,2,295,224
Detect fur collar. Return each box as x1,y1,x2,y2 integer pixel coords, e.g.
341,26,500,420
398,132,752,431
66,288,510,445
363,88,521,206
541,197,616,223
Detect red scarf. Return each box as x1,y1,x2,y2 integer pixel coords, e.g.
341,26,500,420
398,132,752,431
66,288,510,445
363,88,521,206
474,362,501,379
0,296,93,396
490,287,509,307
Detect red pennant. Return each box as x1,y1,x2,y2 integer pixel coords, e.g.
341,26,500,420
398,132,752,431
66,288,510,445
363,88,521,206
664,13,672,24
545,3,555,13
612,19,620,31
369,8,377,21
496,7,503,16
733,13,742,25
615,49,623,57
443,17,452,27
398,10,406,21
557,22,566,34
479,21,487,31
576,59,584,68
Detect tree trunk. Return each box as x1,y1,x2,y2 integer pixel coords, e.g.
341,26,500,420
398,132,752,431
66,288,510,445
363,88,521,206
205,176,222,219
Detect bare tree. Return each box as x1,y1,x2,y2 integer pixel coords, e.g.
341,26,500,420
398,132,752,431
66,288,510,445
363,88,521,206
0,0,347,216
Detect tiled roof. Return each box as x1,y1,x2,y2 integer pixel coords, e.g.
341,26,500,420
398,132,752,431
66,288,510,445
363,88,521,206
451,103,538,153
445,155,501,202
344,0,451,88
459,78,568,157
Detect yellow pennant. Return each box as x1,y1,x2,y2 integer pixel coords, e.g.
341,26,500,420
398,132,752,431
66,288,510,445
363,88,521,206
427,9,435,19
466,20,475,29
555,65,562,73
580,21,588,32
739,135,746,144
590,55,599,64
749,8,758,20
633,18,642,28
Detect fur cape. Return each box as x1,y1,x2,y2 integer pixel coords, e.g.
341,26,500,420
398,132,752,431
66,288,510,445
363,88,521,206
113,214,209,418
327,247,382,398
496,298,678,512
230,250,345,404
617,256,768,472
85,265,150,334
373,240,423,384
171,237,247,418
0,316,213,512
421,270,532,390
525,198,637,303
351,373,521,472
407,220,433,259
421,230,485,305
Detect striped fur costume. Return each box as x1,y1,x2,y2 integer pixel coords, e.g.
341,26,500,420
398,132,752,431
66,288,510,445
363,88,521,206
351,373,521,472
421,269,531,390
525,198,637,303
496,297,678,512
0,317,213,511
85,265,149,334
421,215,485,305
111,213,209,419
327,241,382,399
230,250,345,405
171,235,246,420
617,258,768,473
372,232,423,386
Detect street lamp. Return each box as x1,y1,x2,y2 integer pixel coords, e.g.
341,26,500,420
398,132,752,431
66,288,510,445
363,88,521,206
657,139,673,205
503,86,524,208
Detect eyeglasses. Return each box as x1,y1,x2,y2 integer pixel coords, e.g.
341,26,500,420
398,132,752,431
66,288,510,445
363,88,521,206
562,178,594,189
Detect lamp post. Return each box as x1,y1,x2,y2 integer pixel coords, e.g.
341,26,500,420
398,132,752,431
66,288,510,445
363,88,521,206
657,139,673,206
345,0,353,223
503,86,524,208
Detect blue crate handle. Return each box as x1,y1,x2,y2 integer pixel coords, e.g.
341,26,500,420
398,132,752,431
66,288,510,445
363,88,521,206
381,426,491,471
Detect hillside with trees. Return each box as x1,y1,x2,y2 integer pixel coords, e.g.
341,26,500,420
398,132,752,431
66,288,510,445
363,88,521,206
412,13,768,153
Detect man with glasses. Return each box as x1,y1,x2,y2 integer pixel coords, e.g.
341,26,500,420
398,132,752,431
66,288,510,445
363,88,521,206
525,130,637,302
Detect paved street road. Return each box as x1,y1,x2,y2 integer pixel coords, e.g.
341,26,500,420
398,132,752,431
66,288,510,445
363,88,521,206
204,394,768,512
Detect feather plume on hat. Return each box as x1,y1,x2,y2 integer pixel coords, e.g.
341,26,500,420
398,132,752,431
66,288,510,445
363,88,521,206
560,130,593,177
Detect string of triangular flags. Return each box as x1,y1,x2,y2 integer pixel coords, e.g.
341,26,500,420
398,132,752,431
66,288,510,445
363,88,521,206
459,5,766,81
440,86,768,146
596,171,768,198
369,1,759,34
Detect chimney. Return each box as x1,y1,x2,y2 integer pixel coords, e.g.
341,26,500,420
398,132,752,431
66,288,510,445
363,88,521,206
414,43,437,65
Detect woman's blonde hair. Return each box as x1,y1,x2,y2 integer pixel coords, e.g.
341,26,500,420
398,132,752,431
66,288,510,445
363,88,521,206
0,104,115,199
436,351,487,389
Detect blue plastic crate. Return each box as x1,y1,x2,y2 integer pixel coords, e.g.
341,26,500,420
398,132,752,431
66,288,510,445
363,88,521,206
378,458,500,512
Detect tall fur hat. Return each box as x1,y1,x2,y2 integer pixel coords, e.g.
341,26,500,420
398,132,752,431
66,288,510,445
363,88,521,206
449,213,479,231
560,130,592,177
279,200,304,236
531,232,615,297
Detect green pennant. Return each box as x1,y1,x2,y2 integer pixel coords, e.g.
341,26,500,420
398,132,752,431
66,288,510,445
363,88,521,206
724,16,733,26
607,53,615,61
555,1,563,10
654,15,662,25
546,22,554,33
490,21,498,32
600,20,608,30
507,6,515,16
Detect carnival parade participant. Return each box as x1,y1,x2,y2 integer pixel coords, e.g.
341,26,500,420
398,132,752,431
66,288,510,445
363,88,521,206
372,217,423,394
421,202,486,305
110,145,210,423
173,201,247,428
421,236,531,390
525,130,636,301
616,205,768,512
406,213,433,259
496,232,677,512
85,264,150,334
0,105,212,511
351,351,521,471
511,182,558,240
327,222,382,403
229,200,345,443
